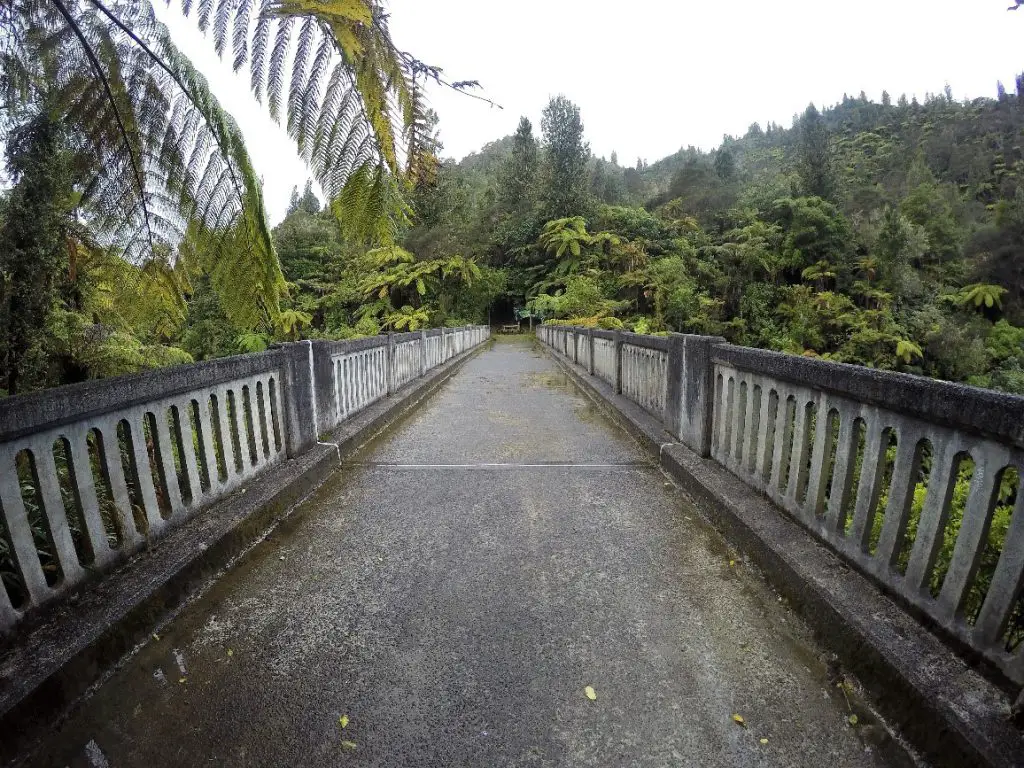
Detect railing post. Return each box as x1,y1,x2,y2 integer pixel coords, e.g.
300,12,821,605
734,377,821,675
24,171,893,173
572,326,579,364
588,328,595,376
613,330,623,394
671,335,724,458
664,334,685,444
309,340,337,438
386,332,395,395
420,329,427,376
280,341,319,458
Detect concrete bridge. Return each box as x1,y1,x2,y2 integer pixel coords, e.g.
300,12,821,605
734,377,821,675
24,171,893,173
0,328,1023,766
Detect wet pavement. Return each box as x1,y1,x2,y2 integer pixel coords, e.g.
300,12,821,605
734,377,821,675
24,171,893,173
22,338,913,767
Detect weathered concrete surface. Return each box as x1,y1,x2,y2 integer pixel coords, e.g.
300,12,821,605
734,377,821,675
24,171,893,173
23,339,911,767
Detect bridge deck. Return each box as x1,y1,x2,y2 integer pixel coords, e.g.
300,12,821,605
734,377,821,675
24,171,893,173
33,339,908,767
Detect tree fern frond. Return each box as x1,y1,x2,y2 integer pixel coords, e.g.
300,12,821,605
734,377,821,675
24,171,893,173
295,29,331,160
286,16,314,134
265,14,291,120
196,0,215,32
48,0,156,259
248,0,272,99
231,0,252,70
211,0,234,56
2,0,283,327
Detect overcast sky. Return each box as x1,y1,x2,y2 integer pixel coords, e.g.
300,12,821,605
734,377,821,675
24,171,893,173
158,0,1024,224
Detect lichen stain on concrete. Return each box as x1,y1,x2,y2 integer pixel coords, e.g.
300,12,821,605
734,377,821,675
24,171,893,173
522,369,570,391
485,409,526,427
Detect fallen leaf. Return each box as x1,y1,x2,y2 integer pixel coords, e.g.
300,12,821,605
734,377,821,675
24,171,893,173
152,633,160,641
729,560,736,568
848,714,859,726
584,685,597,701
227,649,234,657
731,713,746,727
279,556,286,561
339,715,349,729
759,738,769,745
341,740,357,751
178,678,186,684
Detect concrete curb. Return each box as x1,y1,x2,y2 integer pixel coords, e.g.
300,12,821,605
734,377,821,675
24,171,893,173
540,341,1024,768
0,340,488,765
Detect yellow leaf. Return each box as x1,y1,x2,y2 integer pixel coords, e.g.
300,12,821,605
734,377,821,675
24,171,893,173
729,559,735,567
759,738,769,745
584,685,597,701
320,0,372,24
731,713,745,727
178,678,186,684
152,633,160,641
341,740,357,751
848,714,859,726
339,715,349,728
227,649,234,657
333,24,365,59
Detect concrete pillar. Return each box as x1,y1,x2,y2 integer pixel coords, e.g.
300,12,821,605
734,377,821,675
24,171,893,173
280,341,319,458
308,341,337,438
572,327,579,364
613,330,623,394
665,334,724,458
664,334,686,445
420,330,428,376
588,328,595,376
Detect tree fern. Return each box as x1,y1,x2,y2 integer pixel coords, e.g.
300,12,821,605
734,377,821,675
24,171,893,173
2,0,435,330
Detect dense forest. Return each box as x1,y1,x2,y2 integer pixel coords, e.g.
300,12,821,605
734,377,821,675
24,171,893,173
4,25,1024,398
372,83,1024,395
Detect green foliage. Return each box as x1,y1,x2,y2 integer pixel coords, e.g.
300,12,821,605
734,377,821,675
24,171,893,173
2,0,286,328
957,283,1007,311
797,104,835,199
412,83,1024,397
499,117,539,211
529,274,628,321
0,109,77,393
539,96,591,220
0,0,468,396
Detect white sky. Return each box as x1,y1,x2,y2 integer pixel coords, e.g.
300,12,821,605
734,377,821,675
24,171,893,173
158,0,1024,224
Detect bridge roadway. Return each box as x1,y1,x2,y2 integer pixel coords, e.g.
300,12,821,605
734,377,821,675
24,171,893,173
29,339,910,767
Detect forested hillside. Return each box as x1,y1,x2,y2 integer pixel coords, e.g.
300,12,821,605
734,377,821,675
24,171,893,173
375,83,1024,395
6,54,1024,398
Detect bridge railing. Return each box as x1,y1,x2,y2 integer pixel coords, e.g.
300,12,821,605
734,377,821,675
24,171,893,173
0,326,489,632
538,324,1024,690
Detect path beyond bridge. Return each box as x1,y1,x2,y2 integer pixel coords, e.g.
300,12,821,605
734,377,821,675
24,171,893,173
31,339,909,767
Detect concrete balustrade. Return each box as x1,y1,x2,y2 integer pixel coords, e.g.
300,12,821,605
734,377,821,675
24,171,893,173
620,335,669,420
0,326,489,632
538,324,1024,691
